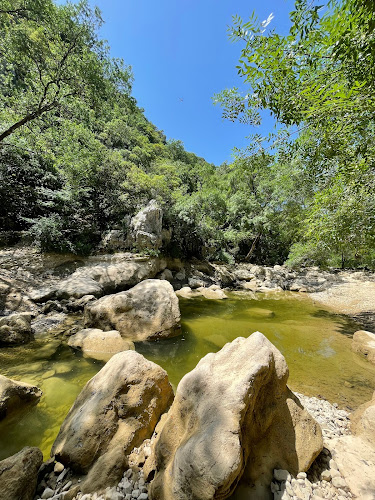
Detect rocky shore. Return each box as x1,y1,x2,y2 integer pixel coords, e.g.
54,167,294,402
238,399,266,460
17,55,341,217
1,242,375,499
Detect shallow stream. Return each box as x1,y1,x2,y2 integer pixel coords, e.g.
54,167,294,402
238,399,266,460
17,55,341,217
1,291,375,460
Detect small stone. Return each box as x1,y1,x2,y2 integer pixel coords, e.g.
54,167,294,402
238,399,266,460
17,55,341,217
132,490,140,498
285,482,294,496
321,470,331,481
62,480,72,491
274,469,291,482
332,477,347,489
54,462,64,474
138,495,148,500
329,459,338,470
297,472,307,479
125,495,132,500
330,468,341,478
41,488,55,499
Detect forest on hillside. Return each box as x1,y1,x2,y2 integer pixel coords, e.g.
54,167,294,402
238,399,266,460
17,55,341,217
0,0,374,268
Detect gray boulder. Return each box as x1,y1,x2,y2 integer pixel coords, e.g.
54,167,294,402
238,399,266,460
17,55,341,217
51,351,174,494
0,447,43,500
0,313,33,345
0,374,42,421
129,200,163,251
149,332,322,500
84,279,181,342
56,256,166,300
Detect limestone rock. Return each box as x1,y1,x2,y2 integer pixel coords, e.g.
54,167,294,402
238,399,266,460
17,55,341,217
149,332,322,500
352,330,375,364
351,390,375,445
0,312,33,345
129,200,163,251
0,447,43,500
56,256,166,300
51,351,174,494
328,435,375,500
0,374,42,421
99,230,128,252
68,328,134,361
84,279,181,342
175,285,227,300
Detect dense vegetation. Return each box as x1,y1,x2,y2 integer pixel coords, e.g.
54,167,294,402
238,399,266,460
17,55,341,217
1,0,374,268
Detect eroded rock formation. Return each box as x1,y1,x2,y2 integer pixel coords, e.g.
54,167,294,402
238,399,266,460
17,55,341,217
84,279,181,342
51,351,174,494
0,447,43,500
0,374,42,421
149,332,323,500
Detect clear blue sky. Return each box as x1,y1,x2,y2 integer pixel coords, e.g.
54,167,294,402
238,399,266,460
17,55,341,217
89,0,293,165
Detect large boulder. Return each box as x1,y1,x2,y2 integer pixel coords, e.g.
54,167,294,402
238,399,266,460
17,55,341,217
129,200,163,251
0,374,42,421
68,328,134,361
351,390,375,446
84,279,181,342
51,351,174,494
0,447,43,500
352,330,375,364
56,255,166,300
0,312,33,345
149,332,322,500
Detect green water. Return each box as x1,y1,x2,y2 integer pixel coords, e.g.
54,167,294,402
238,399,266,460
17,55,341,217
1,291,375,461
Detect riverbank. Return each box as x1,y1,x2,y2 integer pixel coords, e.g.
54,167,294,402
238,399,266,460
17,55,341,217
1,247,375,499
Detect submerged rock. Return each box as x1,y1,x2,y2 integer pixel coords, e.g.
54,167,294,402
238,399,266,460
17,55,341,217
0,312,33,345
84,279,181,342
0,447,43,500
149,332,322,500
0,374,42,421
51,351,174,494
68,328,134,361
352,330,375,364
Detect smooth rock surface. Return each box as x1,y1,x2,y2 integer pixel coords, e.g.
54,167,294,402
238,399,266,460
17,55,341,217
149,332,322,500
51,351,174,493
84,280,181,342
68,328,134,361
352,330,375,364
350,390,375,446
56,256,166,300
0,374,42,421
0,447,43,500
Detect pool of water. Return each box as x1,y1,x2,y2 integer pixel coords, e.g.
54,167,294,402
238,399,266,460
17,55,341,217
1,291,374,460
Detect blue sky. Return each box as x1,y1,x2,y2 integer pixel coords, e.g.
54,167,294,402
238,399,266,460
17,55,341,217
88,1,293,165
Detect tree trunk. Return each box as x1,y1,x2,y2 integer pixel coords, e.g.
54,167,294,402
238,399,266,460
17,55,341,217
0,102,57,143
245,233,261,261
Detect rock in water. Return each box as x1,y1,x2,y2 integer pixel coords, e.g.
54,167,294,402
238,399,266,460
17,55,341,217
68,328,134,361
352,330,375,364
0,312,33,345
0,374,42,421
149,332,322,500
0,447,43,500
84,279,181,342
51,351,174,494
129,200,163,251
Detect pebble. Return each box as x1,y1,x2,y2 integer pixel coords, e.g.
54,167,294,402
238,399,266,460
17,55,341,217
41,488,55,499
54,462,64,474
